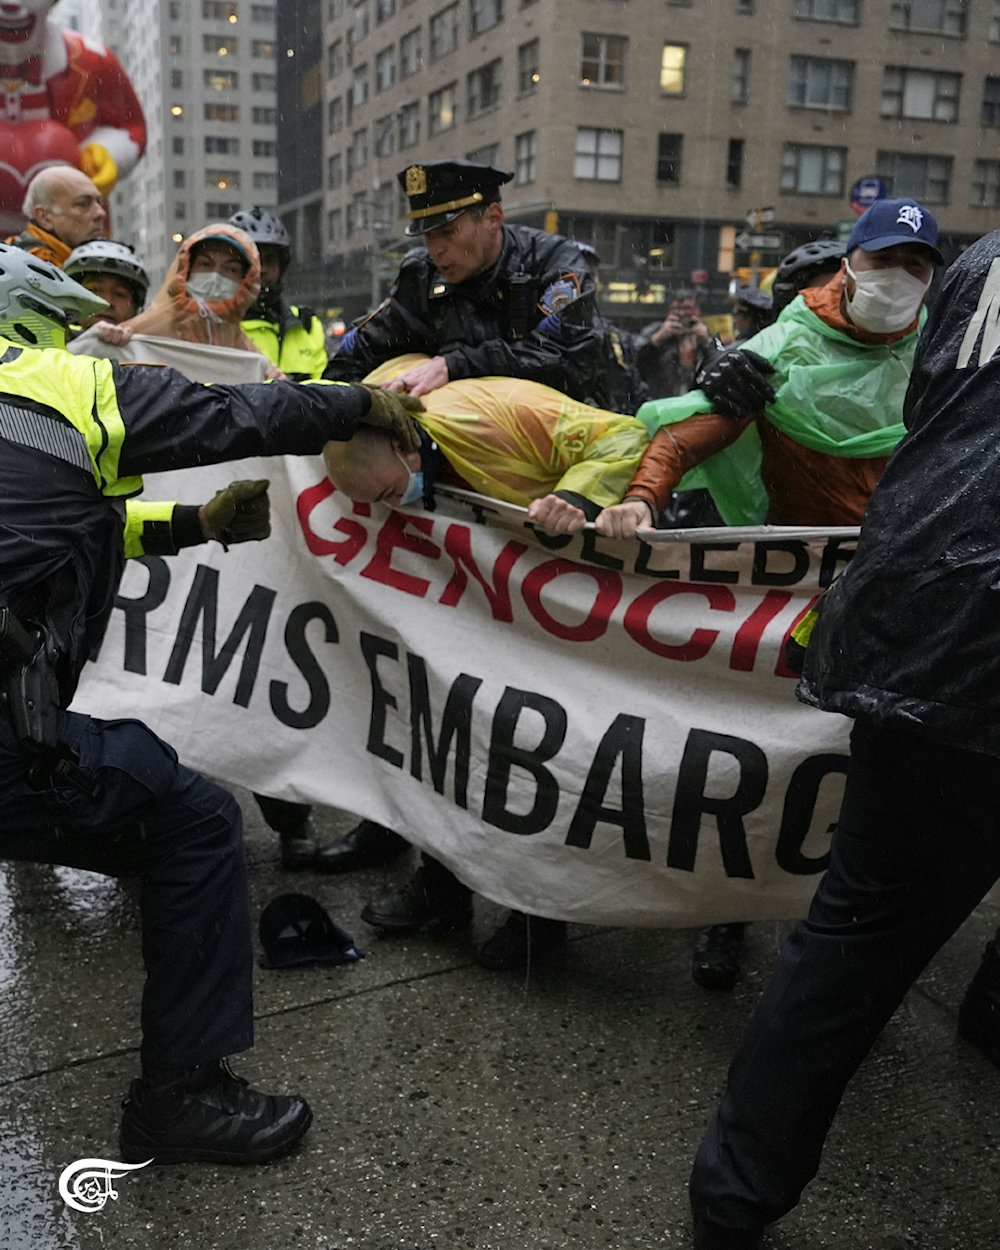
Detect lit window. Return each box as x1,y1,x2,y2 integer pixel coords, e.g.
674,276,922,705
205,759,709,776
660,45,686,95
574,127,623,181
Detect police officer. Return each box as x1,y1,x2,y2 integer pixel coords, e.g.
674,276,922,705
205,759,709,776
229,206,328,381
0,243,419,1165
317,159,612,883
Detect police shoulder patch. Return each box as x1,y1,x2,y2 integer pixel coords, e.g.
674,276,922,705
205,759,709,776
538,273,581,316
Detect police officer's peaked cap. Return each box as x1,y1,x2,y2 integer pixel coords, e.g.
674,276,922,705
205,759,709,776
398,159,513,237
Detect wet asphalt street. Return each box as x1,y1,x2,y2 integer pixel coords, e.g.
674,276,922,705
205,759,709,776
2,789,999,1250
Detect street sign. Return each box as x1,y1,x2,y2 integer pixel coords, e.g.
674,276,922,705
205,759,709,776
745,206,776,227
735,231,783,251
690,268,708,285
837,219,856,243
849,177,886,216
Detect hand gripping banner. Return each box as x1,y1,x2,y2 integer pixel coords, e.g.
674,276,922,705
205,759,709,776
73,457,860,928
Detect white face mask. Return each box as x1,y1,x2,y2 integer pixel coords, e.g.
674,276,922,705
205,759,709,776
843,260,930,334
187,271,240,303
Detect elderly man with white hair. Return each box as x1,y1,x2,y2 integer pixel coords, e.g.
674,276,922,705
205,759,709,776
6,164,109,268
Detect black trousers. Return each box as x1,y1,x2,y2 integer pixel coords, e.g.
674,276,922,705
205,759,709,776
690,717,1000,1234
0,709,253,1072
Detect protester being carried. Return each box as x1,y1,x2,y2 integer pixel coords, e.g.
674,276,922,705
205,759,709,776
597,199,942,994
323,354,649,971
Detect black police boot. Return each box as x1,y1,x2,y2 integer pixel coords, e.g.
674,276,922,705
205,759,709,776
280,819,319,870
958,938,1000,1066
691,922,747,991
692,1215,764,1250
119,1059,312,1164
361,858,472,934
313,820,410,874
477,911,568,972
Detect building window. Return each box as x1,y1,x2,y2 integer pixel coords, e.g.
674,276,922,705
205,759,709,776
400,28,422,76
350,0,370,46
173,137,185,154
203,1,237,17
328,153,343,188
429,82,457,133
206,169,241,190
470,0,502,34
660,45,686,95
174,201,187,219
205,103,240,121
726,137,744,187
982,77,1000,126
736,0,755,11
890,0,966,33
170,68,183,88
253,139,277,156
329,98,344,134
252,39,275,56
971,159,1000,207
169,2,183,19
204,69,239,90
348,193,368,235
518,39,539,95
780,143,846,194
347,128,369,174
656,132,683,184
252,106,278,123
794,0,857,21
206,201,241,218
252,5,275,19
351,64,369,108
205,135,240,153
580,34,626,89
881,67,960,121
429,5,459,60
788,56,854,110
204,34,238,55
253,72,276,90
254,171,277,191
376,46,396,91
515,130,537,184
731,48,750,103
377,0,396,20
468,58,502,116
399,100,420,146
372,184,395,231
991,0,1000,39
169,34,182,53
173,169,186,188
574,127,623,181
328,208,343,245
467,142,499,164
375,114,396,156
876,150,952,203
327,39,343,78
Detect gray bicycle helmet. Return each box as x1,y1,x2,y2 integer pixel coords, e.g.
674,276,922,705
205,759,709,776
772,239,845,313
64,238,150,307
228,206,291,254
0,243,107,348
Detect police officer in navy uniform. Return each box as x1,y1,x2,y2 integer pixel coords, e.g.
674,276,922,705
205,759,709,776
318,159,613,886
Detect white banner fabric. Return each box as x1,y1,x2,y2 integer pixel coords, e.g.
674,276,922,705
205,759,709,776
73,458,861,928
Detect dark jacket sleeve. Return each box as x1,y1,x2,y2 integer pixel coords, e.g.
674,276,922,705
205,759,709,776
323,260,439,381
443,244,608,402
112,365,371,477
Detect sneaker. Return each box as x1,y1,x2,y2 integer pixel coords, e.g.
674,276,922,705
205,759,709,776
691,922,747,991
119,1059,312,1164
477,911,568,972
958,939,1000,1066
360,863,472,934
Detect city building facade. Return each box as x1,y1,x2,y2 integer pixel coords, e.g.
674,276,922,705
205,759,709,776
285,0,999,325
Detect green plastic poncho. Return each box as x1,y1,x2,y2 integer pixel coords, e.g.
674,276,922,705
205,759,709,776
634,294,926,525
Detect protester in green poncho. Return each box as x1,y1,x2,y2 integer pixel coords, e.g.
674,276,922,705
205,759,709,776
595,198,943,540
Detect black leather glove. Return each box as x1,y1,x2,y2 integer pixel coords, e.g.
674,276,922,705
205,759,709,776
359,385,424,453
698,349,776,420
201,479,271,549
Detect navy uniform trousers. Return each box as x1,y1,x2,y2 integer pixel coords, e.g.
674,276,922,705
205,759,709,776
0,707,253,1072
690,717,1000,1234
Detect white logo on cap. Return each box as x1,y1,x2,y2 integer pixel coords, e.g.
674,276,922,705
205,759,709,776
897,205,924,233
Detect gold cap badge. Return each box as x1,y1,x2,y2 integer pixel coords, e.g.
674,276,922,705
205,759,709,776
405,166,427,196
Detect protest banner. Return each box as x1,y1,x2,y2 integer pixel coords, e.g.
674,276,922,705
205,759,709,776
73,454,858,929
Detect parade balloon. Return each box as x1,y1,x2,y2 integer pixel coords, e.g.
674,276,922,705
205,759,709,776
0,119,81,223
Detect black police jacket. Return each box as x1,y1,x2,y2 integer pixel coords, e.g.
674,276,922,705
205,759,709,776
325,224,613,407
799,226,1000,756
0,340,368,703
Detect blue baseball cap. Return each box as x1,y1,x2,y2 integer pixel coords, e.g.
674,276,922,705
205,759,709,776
845,198,943,265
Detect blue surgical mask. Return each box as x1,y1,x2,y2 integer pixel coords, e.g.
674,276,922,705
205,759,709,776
395,450,424,507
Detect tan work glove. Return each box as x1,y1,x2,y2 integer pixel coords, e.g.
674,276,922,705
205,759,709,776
200,479,271,549
359,384,425,453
